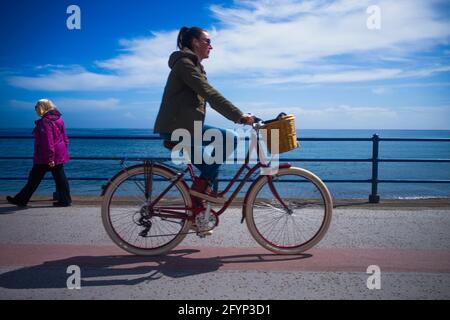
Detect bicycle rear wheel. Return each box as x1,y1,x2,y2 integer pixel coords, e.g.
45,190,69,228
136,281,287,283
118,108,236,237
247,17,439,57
101,164,193,256
245,167,333,254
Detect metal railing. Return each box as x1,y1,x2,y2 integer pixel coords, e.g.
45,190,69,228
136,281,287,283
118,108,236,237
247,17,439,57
1,134,450,203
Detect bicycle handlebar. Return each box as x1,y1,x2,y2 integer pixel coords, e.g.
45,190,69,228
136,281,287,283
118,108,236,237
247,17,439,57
239,114,264,128
249,112,287,128
253,116,264,123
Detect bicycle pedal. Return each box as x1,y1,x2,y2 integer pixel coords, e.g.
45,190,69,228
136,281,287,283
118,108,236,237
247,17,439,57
196,230,214,238
191,225,214,237
139,229,149,237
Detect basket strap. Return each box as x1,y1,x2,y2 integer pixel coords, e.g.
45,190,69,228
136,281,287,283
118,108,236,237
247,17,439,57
276,112,287,120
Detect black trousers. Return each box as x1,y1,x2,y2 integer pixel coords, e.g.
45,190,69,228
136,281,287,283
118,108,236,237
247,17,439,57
14,164,72,205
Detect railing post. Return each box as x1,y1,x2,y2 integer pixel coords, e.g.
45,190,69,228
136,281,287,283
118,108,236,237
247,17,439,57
369,134,380,203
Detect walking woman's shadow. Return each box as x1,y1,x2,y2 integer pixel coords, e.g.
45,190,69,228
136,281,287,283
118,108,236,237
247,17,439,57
0,200,53,214
0,249,311,289
0,205,28,215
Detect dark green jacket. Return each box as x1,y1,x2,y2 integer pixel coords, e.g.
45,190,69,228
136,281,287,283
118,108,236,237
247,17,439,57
154,48,243,134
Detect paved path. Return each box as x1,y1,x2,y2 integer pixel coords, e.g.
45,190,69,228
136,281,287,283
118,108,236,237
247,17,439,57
0,201,449,299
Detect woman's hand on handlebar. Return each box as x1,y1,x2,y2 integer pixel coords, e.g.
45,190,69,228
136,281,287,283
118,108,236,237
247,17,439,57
239,113,256,125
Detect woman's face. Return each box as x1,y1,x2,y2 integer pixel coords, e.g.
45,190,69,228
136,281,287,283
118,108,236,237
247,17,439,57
35,106,42,117
193,31,213,61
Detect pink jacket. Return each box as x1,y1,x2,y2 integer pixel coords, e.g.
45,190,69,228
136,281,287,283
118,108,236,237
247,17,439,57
33,110,70,165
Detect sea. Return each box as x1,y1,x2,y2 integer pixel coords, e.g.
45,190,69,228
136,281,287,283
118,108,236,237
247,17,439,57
1,128,449,200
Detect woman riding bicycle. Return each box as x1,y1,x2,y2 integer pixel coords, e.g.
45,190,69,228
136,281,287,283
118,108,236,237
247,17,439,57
154,26,254,203
103,27,332,255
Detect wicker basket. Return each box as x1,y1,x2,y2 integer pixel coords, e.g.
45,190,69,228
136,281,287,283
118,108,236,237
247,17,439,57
261,114,299,154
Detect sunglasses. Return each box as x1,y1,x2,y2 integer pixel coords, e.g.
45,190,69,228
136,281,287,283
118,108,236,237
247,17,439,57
200,38,211,45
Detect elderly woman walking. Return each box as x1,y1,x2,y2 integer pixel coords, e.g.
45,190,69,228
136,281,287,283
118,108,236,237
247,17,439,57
7,99,72,207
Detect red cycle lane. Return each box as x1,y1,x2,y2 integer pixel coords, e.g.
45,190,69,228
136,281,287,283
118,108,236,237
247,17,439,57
1,244,449,274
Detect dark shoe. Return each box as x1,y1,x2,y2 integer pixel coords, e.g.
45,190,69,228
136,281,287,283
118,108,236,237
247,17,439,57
190,177,207,208
189,221,214,236
6,196,27,207
53,202,71,207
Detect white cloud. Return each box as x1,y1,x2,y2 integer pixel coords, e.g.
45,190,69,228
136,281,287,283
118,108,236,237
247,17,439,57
205,0,450,74
9,32,177,91
7,0,450,91
304,105,450,129
372,87,388,95
9,99,34,110
259,68,402,84
9,98,120,111
124,112,136,119
257,65,450,85
9,70,119,91
57,98,120,110
205,102,450,129
270,105,398,128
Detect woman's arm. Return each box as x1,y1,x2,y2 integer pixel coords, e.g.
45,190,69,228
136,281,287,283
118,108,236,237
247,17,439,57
36,119,55,165
175,58,244,123
61,121,69,145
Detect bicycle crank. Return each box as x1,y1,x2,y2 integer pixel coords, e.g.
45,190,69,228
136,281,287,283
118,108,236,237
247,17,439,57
194,203,218,238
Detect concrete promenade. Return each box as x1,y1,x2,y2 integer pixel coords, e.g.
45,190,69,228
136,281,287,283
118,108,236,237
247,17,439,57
0,197,449,300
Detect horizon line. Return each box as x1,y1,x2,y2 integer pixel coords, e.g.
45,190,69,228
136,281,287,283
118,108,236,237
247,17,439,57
1,127,450,131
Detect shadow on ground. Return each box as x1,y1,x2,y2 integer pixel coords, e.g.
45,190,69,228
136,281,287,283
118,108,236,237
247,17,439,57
0,200,59,214
0,206,29,215
0,249,311,289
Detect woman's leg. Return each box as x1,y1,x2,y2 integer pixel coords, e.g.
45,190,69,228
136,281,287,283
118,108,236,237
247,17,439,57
14,164,47,205
161,127,238,193
160,131,217,184
51,164,72,205
196,125,238,192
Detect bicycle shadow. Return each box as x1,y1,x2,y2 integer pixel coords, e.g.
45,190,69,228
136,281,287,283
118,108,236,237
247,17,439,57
0,249,311,289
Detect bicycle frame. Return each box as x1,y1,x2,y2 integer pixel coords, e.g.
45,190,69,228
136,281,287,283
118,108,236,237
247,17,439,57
145,126,292,222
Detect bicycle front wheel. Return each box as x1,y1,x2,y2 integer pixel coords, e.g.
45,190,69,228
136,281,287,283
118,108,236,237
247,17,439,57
101,164,193,256
245,167,333,254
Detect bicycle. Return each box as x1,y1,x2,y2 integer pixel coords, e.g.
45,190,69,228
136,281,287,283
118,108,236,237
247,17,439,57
101,119,333,255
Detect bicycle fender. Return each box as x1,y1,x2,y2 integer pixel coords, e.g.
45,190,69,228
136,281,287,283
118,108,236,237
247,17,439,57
101,163,142,196
241,175,268,223
240,163,292,223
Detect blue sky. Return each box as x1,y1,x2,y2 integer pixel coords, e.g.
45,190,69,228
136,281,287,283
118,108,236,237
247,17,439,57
1,0,450,130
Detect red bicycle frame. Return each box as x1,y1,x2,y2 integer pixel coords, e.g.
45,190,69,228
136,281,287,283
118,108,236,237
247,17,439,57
146,130,292,221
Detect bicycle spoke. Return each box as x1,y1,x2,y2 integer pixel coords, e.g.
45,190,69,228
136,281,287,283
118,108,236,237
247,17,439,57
255,201,286,213
108,180,147,205
104,166,190,254
248,170,330,251
144,161,153,201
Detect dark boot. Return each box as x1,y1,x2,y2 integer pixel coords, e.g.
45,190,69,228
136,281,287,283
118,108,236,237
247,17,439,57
189,178,215,236
189,177,225,204
6,196,27,207
190,177,209,208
